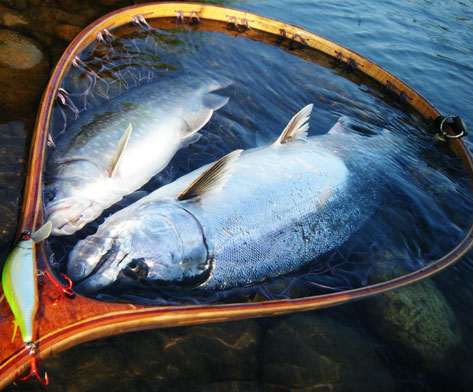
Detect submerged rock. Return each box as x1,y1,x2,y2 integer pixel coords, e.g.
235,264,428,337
362,271,462,372
0,28,49,121
0,28,43,69
24,320,261,392
0,5,29,28
55,24,82,42
0,122,27,261
262,312,396,391
152,321,261,390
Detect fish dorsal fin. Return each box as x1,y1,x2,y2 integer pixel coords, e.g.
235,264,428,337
109,123,132,178
31,221,52,243
177,149,243,201
275,104,313,144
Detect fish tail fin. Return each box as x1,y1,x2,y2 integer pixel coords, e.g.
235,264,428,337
330,116,402,153
202,76,232,110
180,78,231,144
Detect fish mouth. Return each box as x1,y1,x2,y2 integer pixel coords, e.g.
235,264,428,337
69,237,132,294
45,198,99,236
45,199,75,216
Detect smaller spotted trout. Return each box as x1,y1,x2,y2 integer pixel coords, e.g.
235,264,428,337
44,76,230,236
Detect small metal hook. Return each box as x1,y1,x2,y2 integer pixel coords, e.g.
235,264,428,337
16,343,49,385
41,270,74,305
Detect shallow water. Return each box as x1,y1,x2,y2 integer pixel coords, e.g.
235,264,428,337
44,24,470,305
1,0,473,391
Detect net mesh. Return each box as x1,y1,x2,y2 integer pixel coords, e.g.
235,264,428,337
44,19,471,305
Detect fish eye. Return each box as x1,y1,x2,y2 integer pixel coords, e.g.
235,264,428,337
126,258,149,278
43,188,56,204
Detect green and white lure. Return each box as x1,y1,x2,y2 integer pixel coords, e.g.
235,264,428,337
1,221,52,385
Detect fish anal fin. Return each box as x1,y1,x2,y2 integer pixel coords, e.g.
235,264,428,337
180,132,202,149
177,149,243,201
181,110,213,139
31,221,52,243
203,93,229,111
275,104,313,144
109,123,132,178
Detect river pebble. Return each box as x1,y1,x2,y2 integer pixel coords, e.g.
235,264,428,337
362,271,462,372
0,5,29,28
28,320,261,392
0,28,49,121
55,24,82,42
262,312,396,391
0,122,26,260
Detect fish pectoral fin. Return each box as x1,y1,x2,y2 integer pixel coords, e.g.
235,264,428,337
180,132,202,149
109,123,133,178
274,104,313,145
181,109,214,138
177,149,243,201
31,221,52,243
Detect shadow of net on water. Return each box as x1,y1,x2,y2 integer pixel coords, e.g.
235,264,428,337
43,18,473,306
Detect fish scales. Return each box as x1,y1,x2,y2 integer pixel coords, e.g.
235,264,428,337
67,106,392,294
183,143,358,289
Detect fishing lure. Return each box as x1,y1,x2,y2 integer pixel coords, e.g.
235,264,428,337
1,221,52,384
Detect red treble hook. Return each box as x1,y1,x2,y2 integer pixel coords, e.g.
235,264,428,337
17,343,48,385
42,270,74,305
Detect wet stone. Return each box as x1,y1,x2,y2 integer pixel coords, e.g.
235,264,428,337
8,320,262,392
0,29,43,69
161,380,260,391
0,28,50,120
6,0,29,11
28,6,89,36
362,265,462,373
0,5,29,28
96,0,125,7
0,122,26,261
24,4,99,62
38,341,145,392
262,312,396,392
153,320,261,389
55,24,82,42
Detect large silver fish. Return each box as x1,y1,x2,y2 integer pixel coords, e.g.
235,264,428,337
45,76,230,236
67,104,395,294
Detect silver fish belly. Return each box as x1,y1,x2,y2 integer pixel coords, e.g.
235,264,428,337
45,76,230,236
67,104,388,294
